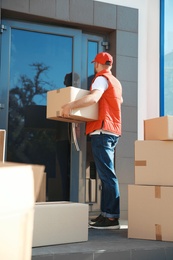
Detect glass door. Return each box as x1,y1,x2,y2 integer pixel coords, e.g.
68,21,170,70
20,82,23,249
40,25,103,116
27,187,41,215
0,19,104,205
0,20,82,201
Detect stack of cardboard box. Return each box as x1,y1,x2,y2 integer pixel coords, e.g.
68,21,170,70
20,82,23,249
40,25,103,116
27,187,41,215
128,116,173,241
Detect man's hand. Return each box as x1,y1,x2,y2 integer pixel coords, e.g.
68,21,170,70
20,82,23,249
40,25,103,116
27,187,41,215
61,103,72,117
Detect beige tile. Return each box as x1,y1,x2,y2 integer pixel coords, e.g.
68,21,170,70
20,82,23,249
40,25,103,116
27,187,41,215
55,0,69,21
30,0,56,18
2,0,29,12
94,1,116,29
70,0,93,25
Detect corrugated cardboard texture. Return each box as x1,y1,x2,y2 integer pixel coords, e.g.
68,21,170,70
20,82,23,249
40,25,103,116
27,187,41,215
144,116,173,140
47,87,98,122
0,162,45,202
32,202,88,247
0,163,34,260
135,140,173,185
128,185,173,241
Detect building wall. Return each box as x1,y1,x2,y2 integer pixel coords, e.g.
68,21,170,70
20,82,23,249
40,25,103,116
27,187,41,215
0,0,140,219
114,7,138,219
96,0,160,139
96,0,160,219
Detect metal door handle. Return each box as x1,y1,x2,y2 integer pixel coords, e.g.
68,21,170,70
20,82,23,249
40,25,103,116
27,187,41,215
72,123,80,151
0,103,5,109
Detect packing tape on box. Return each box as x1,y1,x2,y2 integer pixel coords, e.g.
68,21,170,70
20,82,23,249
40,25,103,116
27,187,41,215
56,111,61,117
135,160,146,166
155,186,161,199
155,224,162,241
155,187,162,240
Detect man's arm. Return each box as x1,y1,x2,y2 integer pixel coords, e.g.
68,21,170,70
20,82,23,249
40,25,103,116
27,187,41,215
61,89,103,117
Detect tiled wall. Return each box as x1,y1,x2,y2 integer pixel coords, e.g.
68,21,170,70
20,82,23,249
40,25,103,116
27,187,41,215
115,6,138,219
0,0,138,220
1,0,117,29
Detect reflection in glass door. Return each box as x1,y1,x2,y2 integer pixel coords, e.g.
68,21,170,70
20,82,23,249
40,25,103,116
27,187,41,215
9,29,74,201
0,20,82,201
0,20,104,205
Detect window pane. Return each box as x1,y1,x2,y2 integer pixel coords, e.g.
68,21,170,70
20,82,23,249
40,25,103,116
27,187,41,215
8,29,73,201
164,0,173,115
87,41,98,89
10,29,72,105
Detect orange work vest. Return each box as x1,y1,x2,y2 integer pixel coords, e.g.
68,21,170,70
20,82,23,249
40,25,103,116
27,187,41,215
86,69,122,136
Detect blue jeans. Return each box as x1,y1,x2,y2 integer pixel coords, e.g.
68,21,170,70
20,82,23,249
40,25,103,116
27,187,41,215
91,133,120,218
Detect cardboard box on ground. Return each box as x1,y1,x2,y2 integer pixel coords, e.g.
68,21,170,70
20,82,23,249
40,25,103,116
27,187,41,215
32,202,88,247
128,116,173,241
0,162,45,260
0,162,46,259
46,86,98,123
128,185,173,241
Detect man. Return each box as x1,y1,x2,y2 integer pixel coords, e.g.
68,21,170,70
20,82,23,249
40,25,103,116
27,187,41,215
61,52,123,229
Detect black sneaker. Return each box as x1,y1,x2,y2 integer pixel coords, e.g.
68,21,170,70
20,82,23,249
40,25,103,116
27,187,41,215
89,217,120,230
90,214,105,224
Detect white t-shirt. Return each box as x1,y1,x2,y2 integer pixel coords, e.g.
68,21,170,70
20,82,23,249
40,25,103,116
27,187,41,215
91,76,108,92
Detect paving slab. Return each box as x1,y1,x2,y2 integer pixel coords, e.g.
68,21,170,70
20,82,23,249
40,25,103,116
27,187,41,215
32,221,173,260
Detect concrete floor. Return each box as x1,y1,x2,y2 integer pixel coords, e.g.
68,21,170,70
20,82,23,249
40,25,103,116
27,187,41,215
32,220,173,260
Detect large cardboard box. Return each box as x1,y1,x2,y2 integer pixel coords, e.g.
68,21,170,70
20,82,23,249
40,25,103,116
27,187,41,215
32,202,88,247
128,184,173,241
47,87,98,122
2,162,46,201
135,140,173,185
31,164,46,201
0,129,6,161
0,163,35,260
36,171,46,202
144,116,173,140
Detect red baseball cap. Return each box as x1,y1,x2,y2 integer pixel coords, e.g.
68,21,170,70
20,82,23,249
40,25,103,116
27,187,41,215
92,52,113,65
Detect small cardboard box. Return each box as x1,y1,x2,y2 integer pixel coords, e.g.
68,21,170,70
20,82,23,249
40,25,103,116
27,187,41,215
32,202,88,247
0,163,35,260
135,140,173,185
47,87,98,122
144,116,173,140
0,129,6,162
128,184,173,241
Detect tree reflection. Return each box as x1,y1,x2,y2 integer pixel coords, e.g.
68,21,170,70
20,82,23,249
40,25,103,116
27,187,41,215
8,62,56,173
